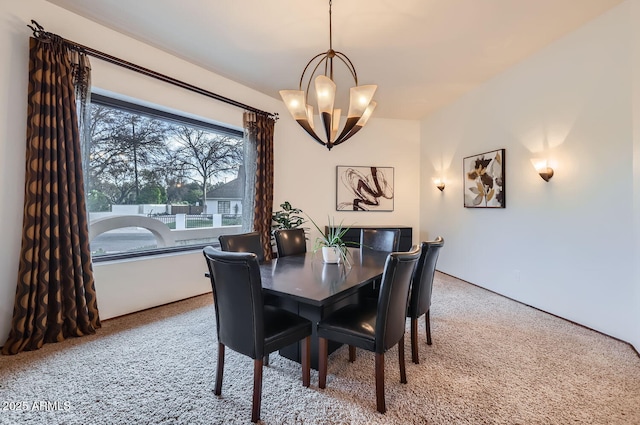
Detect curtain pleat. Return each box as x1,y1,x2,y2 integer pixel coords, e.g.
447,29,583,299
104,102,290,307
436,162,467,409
243,111,276,261
2,36,100,355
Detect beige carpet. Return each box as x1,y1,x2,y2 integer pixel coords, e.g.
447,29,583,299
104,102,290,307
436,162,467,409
0,272,639,425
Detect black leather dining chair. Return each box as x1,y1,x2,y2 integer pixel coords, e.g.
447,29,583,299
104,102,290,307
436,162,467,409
274,228,306,257
360,228,401,297
218,231,272,365
408,237,444,364
360,228,401,252
203,247,312,423
218,231,265,263
317,247,421,414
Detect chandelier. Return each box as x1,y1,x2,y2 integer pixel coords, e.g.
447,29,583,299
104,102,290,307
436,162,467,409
279,0,377,150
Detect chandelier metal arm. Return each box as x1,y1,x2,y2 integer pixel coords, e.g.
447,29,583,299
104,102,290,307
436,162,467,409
333,51,358,85
334,116,360,144
302,51,359,88
304,56,331,101
333,121,364,146
298,52,330,90
297,119,327,146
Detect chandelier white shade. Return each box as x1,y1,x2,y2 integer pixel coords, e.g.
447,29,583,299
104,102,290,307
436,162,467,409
279,0,377,150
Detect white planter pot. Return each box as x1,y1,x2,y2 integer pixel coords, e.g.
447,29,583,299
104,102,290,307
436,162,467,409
322,246,341,264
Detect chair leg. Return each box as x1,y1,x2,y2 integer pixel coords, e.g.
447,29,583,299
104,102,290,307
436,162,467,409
264,354,270,366
398,335,407,384
301,336,310,387
348,345,356,362
215,342,225,396
319,337,328,389
426,310,432,345
411,317,419,364
251,359,264,423
375,352,386,414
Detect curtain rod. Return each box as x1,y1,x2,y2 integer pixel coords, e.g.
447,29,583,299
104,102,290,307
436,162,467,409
28,20,278,120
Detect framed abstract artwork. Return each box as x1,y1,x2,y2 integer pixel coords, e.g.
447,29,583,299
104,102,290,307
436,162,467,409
463,149,505,208
336,166,394,211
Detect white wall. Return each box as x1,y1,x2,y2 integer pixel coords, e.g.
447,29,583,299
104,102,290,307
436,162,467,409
631,0,640,352
94,252,210,319
0,0,420,343
420,2,638,349
273,116,421,240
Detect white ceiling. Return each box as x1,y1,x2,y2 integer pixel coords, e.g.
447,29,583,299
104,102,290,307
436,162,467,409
46,0,623,120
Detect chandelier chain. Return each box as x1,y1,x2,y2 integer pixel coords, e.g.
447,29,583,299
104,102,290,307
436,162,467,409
329,0,333,51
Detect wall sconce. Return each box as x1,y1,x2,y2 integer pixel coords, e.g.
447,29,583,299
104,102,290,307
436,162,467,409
434,179,445,191
538,167,554,182
532,159,554,182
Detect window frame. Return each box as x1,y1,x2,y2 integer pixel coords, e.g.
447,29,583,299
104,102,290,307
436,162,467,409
91,94,243,138
88,94,245,263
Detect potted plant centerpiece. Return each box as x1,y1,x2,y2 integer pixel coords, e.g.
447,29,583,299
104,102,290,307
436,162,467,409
307,216,356,265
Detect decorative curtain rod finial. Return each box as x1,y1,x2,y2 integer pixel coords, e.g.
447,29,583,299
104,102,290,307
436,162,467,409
28,20,46,38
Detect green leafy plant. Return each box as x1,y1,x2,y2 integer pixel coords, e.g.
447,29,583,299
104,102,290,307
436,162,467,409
272,201,306,230
307,215,357,264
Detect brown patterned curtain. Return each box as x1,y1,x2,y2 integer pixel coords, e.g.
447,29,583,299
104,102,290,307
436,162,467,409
242,111,276,261
2,36,100,355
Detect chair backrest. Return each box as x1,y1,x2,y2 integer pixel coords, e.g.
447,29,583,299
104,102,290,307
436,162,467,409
375,246,421,353
360,228,401,252
203,246,265,359
219,231,265,263
408,237,444,319
274,228,307,258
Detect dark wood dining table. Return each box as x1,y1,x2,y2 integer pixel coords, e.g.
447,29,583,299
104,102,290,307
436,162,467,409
260,247,389,369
